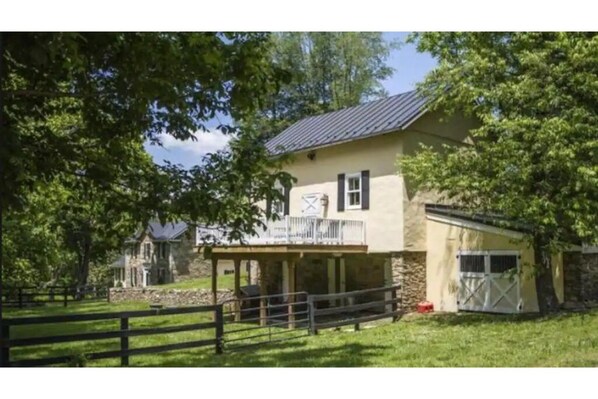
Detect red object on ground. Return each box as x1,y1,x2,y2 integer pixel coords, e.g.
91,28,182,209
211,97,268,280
417,301,434,313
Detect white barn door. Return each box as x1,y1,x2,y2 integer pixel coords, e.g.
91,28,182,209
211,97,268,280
301,193,321,217
458,251,520,313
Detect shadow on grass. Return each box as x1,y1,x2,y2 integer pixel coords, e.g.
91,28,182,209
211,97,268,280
414,309,594,327
152,339,388,367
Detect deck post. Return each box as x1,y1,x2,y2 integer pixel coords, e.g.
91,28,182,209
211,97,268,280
211,258,218,306
287,259,296,329
259,261,267,327
233,259,241,322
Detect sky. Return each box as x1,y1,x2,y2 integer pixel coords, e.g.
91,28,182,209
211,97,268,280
144,32,437,169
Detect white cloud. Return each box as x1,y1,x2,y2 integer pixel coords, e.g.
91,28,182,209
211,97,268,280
158,129,232,155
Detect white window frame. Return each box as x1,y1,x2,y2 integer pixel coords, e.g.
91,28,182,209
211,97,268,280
345,173,362,210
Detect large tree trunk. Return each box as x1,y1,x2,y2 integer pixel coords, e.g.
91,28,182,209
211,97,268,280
533,236,560,314
76,234,92,288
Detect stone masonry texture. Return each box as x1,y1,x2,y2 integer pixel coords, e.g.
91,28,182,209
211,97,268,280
391,251,426,311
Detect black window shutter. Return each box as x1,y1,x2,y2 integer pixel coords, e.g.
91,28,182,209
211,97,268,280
266,192,272,219
337,173,345,212
361,170,370,210
283,184,290,216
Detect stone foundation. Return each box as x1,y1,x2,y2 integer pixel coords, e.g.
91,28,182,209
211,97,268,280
391,251,426,311
109,288,234,306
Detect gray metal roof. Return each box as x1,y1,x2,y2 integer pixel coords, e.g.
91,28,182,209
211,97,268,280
266,90,427,155
134,221,189,241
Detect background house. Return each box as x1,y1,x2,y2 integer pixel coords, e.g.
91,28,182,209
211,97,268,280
112,221,235,288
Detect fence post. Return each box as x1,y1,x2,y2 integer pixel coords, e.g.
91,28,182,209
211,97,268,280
1,323,9,367
63,287,68,307
307,296,317,335
120,317,129,366
18,288,23,309
214,304,224,355
391,287,399,322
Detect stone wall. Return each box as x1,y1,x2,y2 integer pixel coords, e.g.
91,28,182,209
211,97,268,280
391,251,426,311
564,252,598,304
109,287,234,306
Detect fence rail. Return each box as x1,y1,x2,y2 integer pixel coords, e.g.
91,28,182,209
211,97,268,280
1,285,108,308
221,291,310,351
1,304,223,367
307,285,402,335
0,285,403,366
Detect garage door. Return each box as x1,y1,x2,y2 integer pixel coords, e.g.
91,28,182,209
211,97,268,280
457,251,521,314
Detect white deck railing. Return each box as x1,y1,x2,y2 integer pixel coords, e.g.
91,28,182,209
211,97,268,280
197,216,366,246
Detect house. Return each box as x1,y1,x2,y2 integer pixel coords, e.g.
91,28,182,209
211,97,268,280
112,221,236,288
208,90,481,311
207,89,597,314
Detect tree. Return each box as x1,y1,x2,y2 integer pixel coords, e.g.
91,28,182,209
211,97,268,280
399,33,598,314
243,32,398,138
1,32,280,216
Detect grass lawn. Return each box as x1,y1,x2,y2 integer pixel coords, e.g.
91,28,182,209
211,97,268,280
156,273,249,290
4,301,598,367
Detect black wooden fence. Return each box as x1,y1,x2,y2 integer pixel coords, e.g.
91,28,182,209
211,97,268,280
1,285,108,308
307,285,402,335
0,285,403,366
1,304,223,367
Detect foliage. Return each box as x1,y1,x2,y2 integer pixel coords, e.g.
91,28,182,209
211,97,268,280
399,32,598,313
1,183,74,286
242,32,398,139
1,32,280,214
1,32,292,285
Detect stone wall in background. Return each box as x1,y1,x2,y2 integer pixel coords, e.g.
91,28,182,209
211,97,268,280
108,288,234,306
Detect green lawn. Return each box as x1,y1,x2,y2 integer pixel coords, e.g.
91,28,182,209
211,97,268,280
156,273,249,290
4,301,598,367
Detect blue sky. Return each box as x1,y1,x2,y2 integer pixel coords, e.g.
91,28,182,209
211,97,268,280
145,32,437,169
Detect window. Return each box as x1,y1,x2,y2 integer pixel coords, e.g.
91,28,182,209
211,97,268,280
459,255,485,273
159,242,167,259
131,267,137,287
114,269,125,283
272,186,284,217
345,173,361,209
134,243,140,258
490,255,518,274
143,243,151,260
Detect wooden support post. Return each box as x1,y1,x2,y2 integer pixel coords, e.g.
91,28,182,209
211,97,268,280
120,317,129,366
259,261,267,327
211,258,218,306
233,259,241,322
287,259,296,329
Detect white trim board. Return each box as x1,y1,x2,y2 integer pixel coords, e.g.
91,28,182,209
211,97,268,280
426,213,525,240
